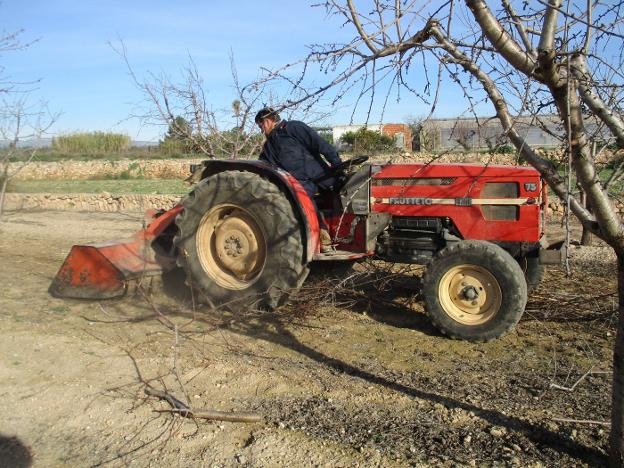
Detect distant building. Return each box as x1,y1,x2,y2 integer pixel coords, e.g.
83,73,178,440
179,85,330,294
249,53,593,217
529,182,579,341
381,124,413,152
332,123,412,151
412,115,610,151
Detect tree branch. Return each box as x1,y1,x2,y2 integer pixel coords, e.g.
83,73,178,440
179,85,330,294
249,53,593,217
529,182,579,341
429,24,597,233
571,54,624,149
465,0,537,77
347,0,378,54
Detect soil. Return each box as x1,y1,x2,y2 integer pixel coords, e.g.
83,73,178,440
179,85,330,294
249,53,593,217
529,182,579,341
0,210,617,467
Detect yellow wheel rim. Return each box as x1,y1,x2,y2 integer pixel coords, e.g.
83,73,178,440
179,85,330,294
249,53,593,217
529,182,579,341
438,264,502,325
195,204,267,290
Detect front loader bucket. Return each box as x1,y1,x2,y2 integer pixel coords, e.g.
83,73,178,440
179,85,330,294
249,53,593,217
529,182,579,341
49,205,183,300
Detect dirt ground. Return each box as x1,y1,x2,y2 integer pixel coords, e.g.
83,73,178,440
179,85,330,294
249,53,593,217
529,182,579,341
0,210,617,467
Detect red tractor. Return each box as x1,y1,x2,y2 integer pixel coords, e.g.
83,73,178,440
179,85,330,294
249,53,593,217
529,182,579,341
50,157,563,342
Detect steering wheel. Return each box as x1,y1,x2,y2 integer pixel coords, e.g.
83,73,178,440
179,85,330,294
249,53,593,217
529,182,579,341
331,155,369,173
313,156,369,186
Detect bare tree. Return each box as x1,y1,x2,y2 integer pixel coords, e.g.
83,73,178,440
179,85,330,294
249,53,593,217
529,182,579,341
0,28,57,218
114,39,337,161
113,41,271,160
0,98,57,217
0,27,38,95
256,1,624,464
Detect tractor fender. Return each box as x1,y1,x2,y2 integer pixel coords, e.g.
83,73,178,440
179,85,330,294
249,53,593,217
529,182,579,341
194,159,320,263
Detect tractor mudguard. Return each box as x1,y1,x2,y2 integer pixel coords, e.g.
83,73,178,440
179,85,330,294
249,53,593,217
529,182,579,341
193,159,320,262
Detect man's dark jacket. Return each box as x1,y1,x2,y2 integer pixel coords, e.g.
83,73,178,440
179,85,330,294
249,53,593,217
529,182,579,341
259,120,341,193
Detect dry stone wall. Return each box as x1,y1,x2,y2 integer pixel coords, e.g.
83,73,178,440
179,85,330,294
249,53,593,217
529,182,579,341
8,148,618,181
10,155,528,181
383,152,521,165
3,193,181,212
11,159,203,180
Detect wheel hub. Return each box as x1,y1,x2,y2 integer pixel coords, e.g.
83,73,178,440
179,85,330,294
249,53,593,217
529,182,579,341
461,285,479,301
195,205,267,289
438,264,502,325
224,236,244,257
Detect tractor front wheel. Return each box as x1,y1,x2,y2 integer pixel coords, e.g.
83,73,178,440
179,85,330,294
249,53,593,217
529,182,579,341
174,171,309,310
422,240,527,342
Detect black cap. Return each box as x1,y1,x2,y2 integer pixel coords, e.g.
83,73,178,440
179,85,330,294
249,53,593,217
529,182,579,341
254,107,280,124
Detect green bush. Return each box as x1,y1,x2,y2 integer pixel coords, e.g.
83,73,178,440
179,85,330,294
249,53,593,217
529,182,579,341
159,115,263,158
160,116,195,155
52,132,131,154
340,127,394,153
497,144,514,154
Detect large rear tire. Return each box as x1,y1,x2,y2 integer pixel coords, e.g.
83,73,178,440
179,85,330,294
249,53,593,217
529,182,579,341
174,171,309,310
422,240,527,342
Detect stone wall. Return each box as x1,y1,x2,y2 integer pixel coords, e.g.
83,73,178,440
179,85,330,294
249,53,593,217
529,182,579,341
547,198,624,217
3,193,181,212
9,149,618,181
10,159,203,180
10,155,530,180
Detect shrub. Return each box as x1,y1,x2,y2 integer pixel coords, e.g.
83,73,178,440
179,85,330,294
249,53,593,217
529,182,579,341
52,132,131,154
493,144,515,154
340,127,394,153
160,117,194,155
318,129,333,145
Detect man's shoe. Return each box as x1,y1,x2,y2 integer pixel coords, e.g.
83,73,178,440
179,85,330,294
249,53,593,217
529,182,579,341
320,229,334,253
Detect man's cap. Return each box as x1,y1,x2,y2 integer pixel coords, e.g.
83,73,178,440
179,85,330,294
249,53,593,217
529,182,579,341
255,107,280,124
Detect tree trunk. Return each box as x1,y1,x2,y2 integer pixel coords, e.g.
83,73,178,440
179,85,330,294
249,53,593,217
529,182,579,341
611,253,624,466
0,175,8,219
580,191,594,246
581,142,597,246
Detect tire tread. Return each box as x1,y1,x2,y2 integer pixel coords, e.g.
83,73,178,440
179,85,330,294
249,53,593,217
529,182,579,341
173,171,309,310
422,240,528,342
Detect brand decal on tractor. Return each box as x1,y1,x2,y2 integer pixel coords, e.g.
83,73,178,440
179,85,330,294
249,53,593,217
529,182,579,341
377,197,532,206
388,197,433,205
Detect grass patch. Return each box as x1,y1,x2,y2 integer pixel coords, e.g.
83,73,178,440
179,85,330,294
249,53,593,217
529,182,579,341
598,168,624,196
6,179,189,194
552,167,624,196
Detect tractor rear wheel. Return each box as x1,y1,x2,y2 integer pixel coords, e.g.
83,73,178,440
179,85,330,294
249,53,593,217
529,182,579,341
422,240,527,342
174,171,309,310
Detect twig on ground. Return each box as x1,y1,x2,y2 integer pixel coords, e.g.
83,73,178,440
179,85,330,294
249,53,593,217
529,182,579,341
172,324,191,405
552,417,611,427
549,367,611,392
144,386,263,423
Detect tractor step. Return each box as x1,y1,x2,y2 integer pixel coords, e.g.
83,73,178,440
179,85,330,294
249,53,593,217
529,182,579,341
312,250,371,261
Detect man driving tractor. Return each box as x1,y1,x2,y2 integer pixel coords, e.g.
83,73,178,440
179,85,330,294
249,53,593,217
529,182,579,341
255,107,342,252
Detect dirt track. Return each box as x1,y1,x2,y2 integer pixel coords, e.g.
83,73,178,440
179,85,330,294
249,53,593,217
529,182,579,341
0,210,617,466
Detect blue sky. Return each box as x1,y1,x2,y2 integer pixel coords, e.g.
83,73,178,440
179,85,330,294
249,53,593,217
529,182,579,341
1,0,468,142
